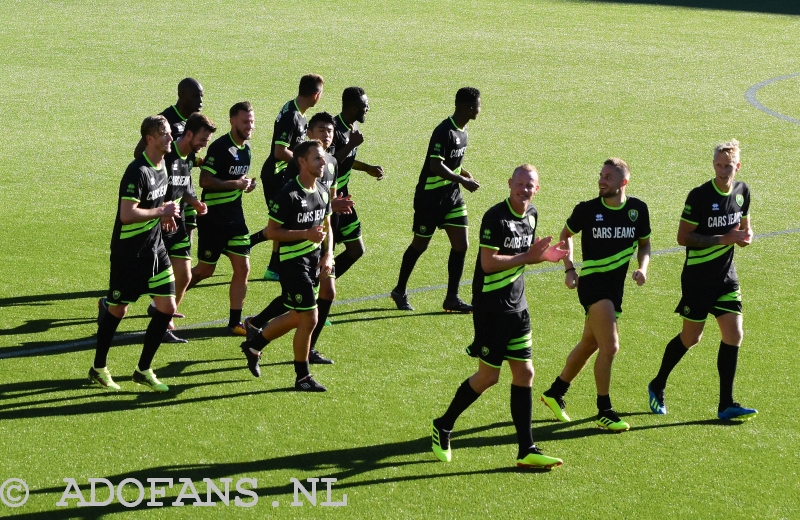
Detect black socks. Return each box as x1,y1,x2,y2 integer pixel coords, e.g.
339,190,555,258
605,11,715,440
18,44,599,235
438,378,481,431
394,245,424,294
651,334,689,390
446,249,466,296
510,385,534,459
717,341,739,410
138,308,172,371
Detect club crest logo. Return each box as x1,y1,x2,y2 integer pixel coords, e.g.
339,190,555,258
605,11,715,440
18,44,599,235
327,163,334,174
295,294,302,303
481,346,489,357
628,209,638,222
204,250,212,258
112,290,121,300
684,305,690,315
321,191,329,204
735,194,744,207
420,225,427,233
528,215,536,229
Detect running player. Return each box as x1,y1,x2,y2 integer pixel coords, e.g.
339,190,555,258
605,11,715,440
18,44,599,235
431,164,567,468
391,87,481,312
648,140,756,421
187,102,257,335
92,115,180,392
540,158,651,432
156,112,216,343
328,86,384,278
239,140,333,391
245,112,353,364
253,74,324,281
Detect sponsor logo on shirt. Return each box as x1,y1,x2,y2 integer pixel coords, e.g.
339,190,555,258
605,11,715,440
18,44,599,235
503,234,533,249
228,146,239,160
169,176,191,187
595,214,604,222
708,212,742,228
712,203,719,211
127,183,135,193
297,209,326,224
592,227,636,239
146,184,168,201
683,204,691,214
449,147,466,159
228,165,250,177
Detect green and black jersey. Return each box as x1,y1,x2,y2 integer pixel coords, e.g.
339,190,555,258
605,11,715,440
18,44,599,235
110,153,169,256
330,114,357,195
160,105,188,141
472,199,538,314
164,145,196,205
200,133,251,223
566,196,651,287
680,179,750,285
260,99,307,181
268,177,332,269
415,117,468,196
283,152,338,194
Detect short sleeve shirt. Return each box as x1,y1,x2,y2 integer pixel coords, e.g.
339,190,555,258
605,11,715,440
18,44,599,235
282,152,338,195
268,177,332,269
472,199,538,314
680,179,750,286
330,114,357,194
164,146,196,204
110,154,169,256
200,132,252,223
261,99,307,179
565,196,651,291
160,105,188,141
415,117,468,195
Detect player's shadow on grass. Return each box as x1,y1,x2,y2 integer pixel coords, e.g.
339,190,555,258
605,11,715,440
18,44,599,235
0,289,106,308
328,308,455,325
0,317,97,336
0,357,293,418
13,422,553,520
586,0,800,15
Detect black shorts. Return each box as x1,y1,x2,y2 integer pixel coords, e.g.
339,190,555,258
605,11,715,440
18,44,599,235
578,275,623,316
334,206,362,244
412,187,468,237
107,247,175,305
261,170,290,206
183,202,198,229
468,309,532,368
279,264,320,312
196,218,250,264
676,281,742,322
163,217,192,259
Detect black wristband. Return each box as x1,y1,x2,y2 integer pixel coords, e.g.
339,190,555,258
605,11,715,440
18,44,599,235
565,267,576,273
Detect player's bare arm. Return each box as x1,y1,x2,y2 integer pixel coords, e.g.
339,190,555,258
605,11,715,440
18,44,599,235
120,199,178,225
430,158,479,192
678,219,750,248
559,226,578,289
632,237,651,286
199,170,255,192
353,159,384,180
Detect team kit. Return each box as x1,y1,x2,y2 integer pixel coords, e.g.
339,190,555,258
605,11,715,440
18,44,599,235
92,75,757,469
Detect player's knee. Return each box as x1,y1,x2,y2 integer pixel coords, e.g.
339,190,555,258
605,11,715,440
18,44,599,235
347,242,365,259
599,342,619,358
680,332,702,348
410,236,430,253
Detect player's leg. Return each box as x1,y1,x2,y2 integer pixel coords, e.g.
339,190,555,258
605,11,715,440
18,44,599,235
391,234,431,311
92,299,128,390
293,306,327,391
715,311,755,419
584,300,629,431
648,319,704,413
224,231,252,336
162,256,191,343
333,208,364,278
188,224,221,289
541,318,598,422
188,261,215,289
509,359,563,468
442,225,471,313
309,275,335,364
240,308,298,377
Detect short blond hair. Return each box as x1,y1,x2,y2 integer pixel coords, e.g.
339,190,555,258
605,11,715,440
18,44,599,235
604,157,630,180
714,139,740,162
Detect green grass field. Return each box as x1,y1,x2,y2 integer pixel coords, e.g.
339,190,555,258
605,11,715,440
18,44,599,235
1,1,799,518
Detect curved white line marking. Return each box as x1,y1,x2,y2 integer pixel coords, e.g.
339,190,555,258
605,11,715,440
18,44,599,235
745,72,800,124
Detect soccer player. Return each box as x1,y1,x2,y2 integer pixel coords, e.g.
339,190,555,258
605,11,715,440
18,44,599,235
133,78,204,159
648,140,756,420
431,164,567,468
540,158,651,432
239,140,333,391
245,112,351,364
156,112,216,343
92,115,180,392
391,87,481,312
187,102,257,335
253,74,324,281
328,86,384,278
